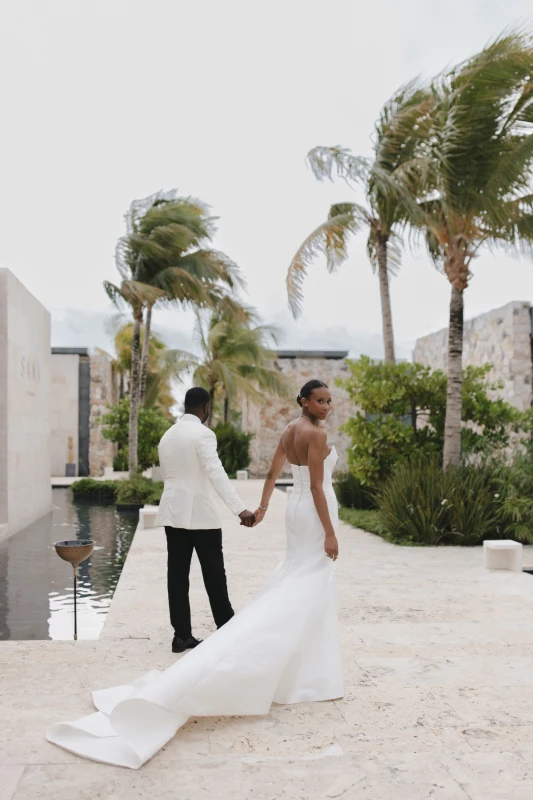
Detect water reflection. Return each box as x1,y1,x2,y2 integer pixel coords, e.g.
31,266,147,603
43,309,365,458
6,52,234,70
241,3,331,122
0,488,137,640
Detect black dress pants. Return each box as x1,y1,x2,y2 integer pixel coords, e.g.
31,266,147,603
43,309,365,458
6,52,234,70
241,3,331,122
165,527,234,639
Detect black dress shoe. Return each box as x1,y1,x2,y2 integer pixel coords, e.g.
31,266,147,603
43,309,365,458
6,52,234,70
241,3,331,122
172,636,203,653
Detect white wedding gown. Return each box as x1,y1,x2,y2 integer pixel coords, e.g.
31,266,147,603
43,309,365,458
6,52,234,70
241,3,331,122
46,447,343,769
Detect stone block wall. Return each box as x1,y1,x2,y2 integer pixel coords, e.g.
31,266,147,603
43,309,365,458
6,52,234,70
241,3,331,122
414,301,533,411
89,350,119,476
51,348,119,477
240,352,355,477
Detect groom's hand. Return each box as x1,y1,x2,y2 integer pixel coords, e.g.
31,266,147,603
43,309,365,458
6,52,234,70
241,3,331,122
238,509,255,527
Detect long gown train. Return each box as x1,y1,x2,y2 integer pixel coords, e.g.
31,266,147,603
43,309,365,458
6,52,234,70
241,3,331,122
46,447,343,769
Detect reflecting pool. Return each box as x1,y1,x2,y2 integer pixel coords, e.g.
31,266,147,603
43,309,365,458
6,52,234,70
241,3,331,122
0,488,138,640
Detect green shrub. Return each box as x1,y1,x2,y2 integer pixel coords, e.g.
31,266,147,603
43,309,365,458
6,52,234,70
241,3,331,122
213,424,252,477
492,454,533,544
102,398,172,471
338,356,527,486
116,474,161,506
113,449,129,472
70,479,119,500
335,471,376,509
377,456,500,546
147,482,164,506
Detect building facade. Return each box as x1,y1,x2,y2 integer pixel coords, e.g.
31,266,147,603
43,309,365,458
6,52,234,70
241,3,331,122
414,301,533,412
241,350,355,477
0,269,52,540
51,348,119,477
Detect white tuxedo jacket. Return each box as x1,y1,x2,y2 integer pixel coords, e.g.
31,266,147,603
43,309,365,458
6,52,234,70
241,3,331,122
154,414,246,530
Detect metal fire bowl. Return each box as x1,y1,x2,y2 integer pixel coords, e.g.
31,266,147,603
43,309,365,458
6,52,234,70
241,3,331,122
54,540,95,569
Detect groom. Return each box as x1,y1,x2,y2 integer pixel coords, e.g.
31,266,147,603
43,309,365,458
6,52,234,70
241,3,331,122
155,387,255,653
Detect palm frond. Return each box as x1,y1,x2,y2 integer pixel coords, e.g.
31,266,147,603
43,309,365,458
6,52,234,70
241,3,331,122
160,348,200,379
287,205,367,317
108,192,243,326
486,133,533,206
103,281,127,308
307,146,371,186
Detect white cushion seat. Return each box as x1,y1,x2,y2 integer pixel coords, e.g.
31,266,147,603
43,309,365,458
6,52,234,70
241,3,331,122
139,506,159,530
483,540,523,572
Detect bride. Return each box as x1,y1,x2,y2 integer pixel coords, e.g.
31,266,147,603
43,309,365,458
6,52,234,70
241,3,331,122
46,379,343,769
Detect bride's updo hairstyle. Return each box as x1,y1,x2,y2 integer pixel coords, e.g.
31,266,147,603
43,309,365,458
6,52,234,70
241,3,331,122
296,379,328,407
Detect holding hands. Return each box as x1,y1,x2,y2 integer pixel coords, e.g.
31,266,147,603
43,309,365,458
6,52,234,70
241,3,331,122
238,510,256,527
238,505,267,528
252,506,267,526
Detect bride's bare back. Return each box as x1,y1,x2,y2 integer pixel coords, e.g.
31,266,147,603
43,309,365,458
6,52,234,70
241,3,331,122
281,418,331,467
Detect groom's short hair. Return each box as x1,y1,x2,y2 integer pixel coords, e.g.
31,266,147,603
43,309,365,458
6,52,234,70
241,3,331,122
184,386,210,411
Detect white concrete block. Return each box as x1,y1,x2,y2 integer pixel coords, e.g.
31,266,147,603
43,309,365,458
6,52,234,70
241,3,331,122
151,466,163,482
138,506,159,530
236,470,248,480
0,269,52,537
483,540,523,572
103,466,115,479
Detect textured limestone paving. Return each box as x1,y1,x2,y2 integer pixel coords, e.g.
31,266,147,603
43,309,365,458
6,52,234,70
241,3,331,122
2,482,533,798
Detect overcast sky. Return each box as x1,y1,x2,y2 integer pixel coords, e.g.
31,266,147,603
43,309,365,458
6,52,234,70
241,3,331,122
2,0,533,364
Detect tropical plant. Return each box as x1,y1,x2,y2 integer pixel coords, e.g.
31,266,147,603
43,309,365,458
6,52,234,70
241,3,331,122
213,423,253,477
115,474,163,506
492,453,533,543
412,31,533,467
101,397,172,472
105,190,243,473
176,304,290,427
334,471,376,510
339,356,526,486
377,456,501,546
111,321,181,419
70,479,119,501
287,81,433,363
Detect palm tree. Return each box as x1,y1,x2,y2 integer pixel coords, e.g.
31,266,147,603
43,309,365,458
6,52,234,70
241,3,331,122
176,305,291,427
287,82,433,363
104,277,160,476
105,190,243,473
131,194,243,404
413,31,533,467
111,321,182,419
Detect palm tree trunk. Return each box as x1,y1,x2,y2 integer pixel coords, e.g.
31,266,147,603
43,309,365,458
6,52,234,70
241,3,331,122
376,237,396,364
443,283,464,469
128,307,143,475
138,302,153,406
207,384,216,428
224,395,230,425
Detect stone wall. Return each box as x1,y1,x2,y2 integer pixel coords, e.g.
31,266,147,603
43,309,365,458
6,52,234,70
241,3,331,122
414,301,532,411
89,350,119,476
0,269,52,540
241,352,355,477
51,348,119,477
50,354,79,476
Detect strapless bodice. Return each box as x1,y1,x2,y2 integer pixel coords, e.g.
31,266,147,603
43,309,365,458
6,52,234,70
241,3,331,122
290,445,337,491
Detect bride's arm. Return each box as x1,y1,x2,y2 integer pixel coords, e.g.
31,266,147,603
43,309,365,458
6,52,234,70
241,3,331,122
308,430,339,560
253,439,286,525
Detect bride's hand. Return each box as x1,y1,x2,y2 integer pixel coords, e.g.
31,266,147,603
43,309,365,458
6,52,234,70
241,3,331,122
324,534,338,561
253,507,266,526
